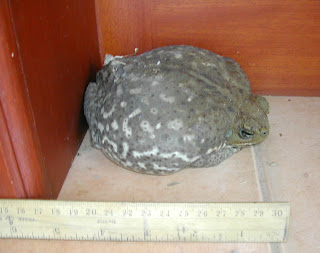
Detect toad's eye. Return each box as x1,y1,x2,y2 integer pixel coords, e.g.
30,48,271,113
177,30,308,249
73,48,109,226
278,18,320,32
238,127,254,139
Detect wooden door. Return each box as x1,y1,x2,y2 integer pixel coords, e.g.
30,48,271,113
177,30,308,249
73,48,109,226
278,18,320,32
0,0,100,198
96,0,320,96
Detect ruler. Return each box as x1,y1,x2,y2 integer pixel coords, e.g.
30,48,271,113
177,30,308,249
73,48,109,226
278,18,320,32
0,200,290,242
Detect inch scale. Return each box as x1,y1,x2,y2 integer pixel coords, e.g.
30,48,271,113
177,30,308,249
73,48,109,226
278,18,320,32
0,200,290,242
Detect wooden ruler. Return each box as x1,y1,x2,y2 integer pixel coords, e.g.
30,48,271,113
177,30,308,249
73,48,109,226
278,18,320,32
0,200,290,242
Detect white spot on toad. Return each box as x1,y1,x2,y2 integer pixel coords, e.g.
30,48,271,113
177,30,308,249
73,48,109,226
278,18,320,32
120,101,127,107
128,108,141,118
102,136,118,152
159,151,199,163
167,119,183,131
159,93,175,103
151,80,159,86
111,120,118,130
133,147,159,158
129,88,141,94
138,162,147,170
103,105,115,119
132,146,199,163
206,148,214,154
140,120,155,139
172,51,183,59
153,163,169,170
122,142,129,158
201,62,217,68
183,135,194,142
97,123,104,133
123,118,132,138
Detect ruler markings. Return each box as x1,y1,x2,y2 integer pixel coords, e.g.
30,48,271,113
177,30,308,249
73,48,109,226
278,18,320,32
0,200,289,242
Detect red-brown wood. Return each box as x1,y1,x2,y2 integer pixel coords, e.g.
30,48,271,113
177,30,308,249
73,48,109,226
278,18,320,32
96,0,153,63
8,0,101,198
0,0,51,198
96,0,320,96
0,103,26,198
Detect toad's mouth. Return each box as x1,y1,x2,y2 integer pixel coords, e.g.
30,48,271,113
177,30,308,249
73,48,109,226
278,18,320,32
238,127,254,140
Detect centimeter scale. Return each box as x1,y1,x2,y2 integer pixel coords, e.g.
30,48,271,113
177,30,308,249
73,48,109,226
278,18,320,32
0,200,290,243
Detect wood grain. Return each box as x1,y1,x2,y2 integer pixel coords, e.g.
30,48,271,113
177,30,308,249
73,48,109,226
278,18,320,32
8,0,101,198
0,0,51,198
95,0,153,63
96,0,320,96
0,103,26,198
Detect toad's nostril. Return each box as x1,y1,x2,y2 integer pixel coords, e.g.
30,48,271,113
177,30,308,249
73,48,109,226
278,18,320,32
261,130,268,136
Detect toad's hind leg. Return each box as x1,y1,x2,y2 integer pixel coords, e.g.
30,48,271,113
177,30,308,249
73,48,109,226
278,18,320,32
188,147,241,168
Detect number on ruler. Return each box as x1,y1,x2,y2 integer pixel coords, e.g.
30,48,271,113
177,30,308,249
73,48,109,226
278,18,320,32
86,209,97,216
70,208,79,216
52,208,61,215
17,207,25,214
272,210,283,216
0,207,8,214
34,208,42,215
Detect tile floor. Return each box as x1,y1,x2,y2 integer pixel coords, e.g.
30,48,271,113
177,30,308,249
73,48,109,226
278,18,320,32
0,96,319,253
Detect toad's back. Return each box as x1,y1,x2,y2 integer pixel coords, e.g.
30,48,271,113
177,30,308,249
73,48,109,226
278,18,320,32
84,45,252,175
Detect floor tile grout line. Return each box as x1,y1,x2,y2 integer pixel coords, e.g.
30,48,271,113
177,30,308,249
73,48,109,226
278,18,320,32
251,145,284,253
251,146,272,201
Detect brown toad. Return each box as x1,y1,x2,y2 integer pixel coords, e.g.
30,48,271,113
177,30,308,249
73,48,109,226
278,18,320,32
84,45,269,175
